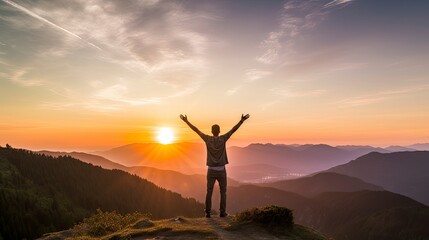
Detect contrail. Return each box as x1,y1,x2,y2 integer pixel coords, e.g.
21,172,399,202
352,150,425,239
324,0,354,8
1,0,102,50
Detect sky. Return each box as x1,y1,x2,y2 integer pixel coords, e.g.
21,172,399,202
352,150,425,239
1,0,429,151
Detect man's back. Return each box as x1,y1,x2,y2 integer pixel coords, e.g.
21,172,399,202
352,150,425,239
202,134,231,167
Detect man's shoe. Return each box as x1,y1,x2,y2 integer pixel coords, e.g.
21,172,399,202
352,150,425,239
220,212,228,218
205,212,211,218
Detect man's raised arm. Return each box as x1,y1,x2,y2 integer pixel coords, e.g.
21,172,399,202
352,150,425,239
226,114,250,137
180,114,205,138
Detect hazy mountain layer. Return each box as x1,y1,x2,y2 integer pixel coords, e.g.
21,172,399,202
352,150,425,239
94,142,394,181
327,151,429,205
260,172,383,197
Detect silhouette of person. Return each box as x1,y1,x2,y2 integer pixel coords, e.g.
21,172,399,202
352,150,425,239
180,114,250,218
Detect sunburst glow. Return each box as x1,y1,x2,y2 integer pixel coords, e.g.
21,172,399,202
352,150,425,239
156,127,175,145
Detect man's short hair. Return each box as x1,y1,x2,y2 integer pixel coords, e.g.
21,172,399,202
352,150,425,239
212,124,220,135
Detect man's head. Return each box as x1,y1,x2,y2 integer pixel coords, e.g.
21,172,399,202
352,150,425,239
211,124,220,136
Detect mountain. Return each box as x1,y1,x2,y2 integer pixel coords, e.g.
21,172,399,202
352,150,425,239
385,145,417,152
301,191,429,240
221,185,429,240
94,142,393,182
0,146,204,239
227,143,389,175
326,151,429,205
94,142,206,174
408,143,429,151
261,172,383,197
38,150,125,170
336,145,390,155
38,150,240,202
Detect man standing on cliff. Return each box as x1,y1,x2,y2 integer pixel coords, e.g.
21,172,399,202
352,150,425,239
180,114,250,218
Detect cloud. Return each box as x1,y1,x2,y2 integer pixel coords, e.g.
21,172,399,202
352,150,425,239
337,84,429,107
93,83,162,106
54,0,209,78
257,0,355,64
245,69,272,82
270,87,327,97
324,0,354,8
224,69,271,96
226,86,241,96
9,68,44,87
1,0,101,50
0,59,12,66
1,0,215,110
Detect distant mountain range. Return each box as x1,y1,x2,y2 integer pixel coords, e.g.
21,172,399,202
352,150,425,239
92,142,426,182
228,143,386,174
326,151,429,205
260,172,383,197
52,142,428,183
407,143,429,151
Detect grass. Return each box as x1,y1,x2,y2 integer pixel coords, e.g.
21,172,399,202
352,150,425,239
41,211,218,240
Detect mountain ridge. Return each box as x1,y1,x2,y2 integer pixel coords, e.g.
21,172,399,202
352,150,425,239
260,172,383,197
326,151,429,205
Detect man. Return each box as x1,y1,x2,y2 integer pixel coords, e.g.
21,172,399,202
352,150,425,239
180,114,250,218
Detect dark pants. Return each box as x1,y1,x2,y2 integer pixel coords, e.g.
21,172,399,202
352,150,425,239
205,169,227,214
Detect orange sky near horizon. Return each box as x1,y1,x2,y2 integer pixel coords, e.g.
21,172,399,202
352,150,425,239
1,0,429,151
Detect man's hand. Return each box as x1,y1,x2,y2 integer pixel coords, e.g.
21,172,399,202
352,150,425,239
180,114,188,122
241,114,250,122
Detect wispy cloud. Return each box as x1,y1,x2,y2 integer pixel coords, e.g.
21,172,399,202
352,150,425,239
94,83,161,106
245,69,272,82
325,0,354,8
1,0,101,50
0,59,12,66
224,69,271,96
337,84,429,106
9,68,44,87
271,87,327,97
1,0,215,111
226,86,241,96
257,0,355,64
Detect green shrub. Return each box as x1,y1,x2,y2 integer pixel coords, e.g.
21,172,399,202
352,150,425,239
73,209,148,237
233,205,294,229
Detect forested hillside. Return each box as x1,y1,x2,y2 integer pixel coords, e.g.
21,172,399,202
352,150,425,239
0,145,204,239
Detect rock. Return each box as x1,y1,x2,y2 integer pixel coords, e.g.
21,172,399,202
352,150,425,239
132,219,155,229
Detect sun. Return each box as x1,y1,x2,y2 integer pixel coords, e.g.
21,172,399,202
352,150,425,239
156,127,175,145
